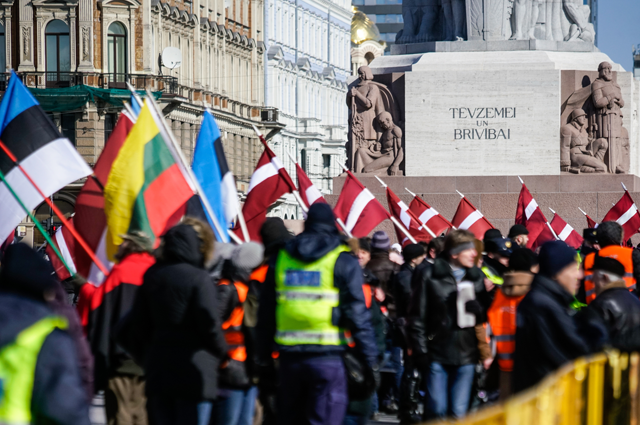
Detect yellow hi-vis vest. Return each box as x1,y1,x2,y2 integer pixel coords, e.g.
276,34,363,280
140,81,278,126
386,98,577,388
482,266,504,286
0,316,68,425
275,245,351,346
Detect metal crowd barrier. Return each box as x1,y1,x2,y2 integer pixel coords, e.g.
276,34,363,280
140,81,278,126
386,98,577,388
425,351,640,425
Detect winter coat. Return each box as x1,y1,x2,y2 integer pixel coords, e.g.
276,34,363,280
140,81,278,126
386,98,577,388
392,262,415,319
589,280,640,352
513,274,608,393
0,293,90,425
118,224,228,400
257,221,379,367
408,258,490,366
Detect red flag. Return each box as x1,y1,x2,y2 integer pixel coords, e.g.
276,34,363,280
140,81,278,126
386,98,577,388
295,162,327,208
334,171,389,238
241,145,296,241
602,191,640,240
451,197,494,240
550,213,583,249
585,213,597,229
515,184,552,248
46,221,76,281
386,188,432,246
408,195,453,237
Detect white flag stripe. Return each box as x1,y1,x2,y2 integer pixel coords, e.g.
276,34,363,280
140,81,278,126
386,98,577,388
87,228,113,286
55,227,77,274
0,138,92,244
247,162,278,193
558,224,573,241
221,171,239,226
345,188,375,231
419,208,438,224
458,210,483,230
397,200,412,228
525,199,538,220
305,184,323,206
617,204,639,226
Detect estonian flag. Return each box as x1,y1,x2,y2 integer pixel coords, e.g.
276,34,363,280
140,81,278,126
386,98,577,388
191,110,238,242
0,71,92,244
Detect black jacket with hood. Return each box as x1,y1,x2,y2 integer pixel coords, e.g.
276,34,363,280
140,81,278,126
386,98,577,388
589,280,640,352
119,224,228,400
257,211,379,367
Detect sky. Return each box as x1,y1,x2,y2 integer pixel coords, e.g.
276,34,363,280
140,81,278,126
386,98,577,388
597,0,640,71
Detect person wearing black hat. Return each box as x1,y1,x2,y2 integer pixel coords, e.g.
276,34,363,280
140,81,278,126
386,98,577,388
257,203,379,424
483,229,502,242
589,257,640,352
507,225,529,248
482,238,513,290
513,241,607,393
0,243,90,425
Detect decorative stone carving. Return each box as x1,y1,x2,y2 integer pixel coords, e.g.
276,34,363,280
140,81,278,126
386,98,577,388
21,27,29,60
353,111,404,175
396,0,441,43
81,26,90,61
561,61,628,174
346,65,403,174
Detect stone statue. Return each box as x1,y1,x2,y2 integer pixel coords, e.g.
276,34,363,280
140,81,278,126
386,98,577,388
592,61,628,174
346,65,402,173
443,0,466,40
562,0,595,43
510,0,541,40
397,0,442,43
353,111,404,175
560,109,607,173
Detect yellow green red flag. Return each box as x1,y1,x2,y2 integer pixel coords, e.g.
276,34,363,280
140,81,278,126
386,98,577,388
103,99,194,260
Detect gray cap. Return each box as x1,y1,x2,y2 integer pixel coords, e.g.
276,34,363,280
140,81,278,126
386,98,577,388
231,242,265,275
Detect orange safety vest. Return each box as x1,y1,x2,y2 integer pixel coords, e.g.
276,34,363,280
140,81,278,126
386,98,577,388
250,264,268,284
584,246,636,304
218,279,249,362
487,289,525,372
347,283,374,347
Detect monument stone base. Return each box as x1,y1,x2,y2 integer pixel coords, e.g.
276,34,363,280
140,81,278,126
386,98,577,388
391,40,599,55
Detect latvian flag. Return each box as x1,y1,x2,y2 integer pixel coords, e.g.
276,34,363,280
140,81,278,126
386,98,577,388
241,144,296,241
386,187,431,246
451,196,494,240
408,194,453,236
47,219,77,281
602,190,640,240
0,71,93,244
334,171,389,238
295,162,327,208
549,211,583,249
585,212,598,229
515,183,554,248
103,99,195,261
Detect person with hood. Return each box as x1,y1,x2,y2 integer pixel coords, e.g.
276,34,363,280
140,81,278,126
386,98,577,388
513,241,607,393
368,231,400,303
214,242,265,425
408,229,491,420
589,256,640,352
0,243,90,425
486,248,537,399
482,238,512,289
257,203,379,425
82,230,155,425
118,218,227,425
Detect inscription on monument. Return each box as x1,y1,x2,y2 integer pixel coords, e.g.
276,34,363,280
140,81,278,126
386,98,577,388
450,107,516,140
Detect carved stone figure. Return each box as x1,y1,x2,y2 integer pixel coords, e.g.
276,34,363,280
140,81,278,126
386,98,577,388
443,0,466,40
562,0,595,43
353,111,404,175
592,61,628,174
560,109,607,173
397,0,442,43
510,0,541,40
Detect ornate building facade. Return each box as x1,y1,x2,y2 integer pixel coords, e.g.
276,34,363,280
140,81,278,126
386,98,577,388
263,0,351,219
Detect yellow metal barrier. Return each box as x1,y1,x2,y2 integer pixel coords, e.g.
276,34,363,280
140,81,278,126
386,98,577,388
424,351,640,425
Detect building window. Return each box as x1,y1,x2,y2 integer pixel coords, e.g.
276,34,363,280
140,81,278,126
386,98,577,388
45,20,70,87
104,113,116,143
0,24,5,75
61,113,75,146
108,22,127,87
323,154,330,175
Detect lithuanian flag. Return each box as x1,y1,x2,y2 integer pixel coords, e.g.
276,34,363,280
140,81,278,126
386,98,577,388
103,99,194,260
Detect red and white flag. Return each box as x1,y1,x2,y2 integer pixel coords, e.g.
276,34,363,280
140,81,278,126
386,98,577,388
241,145,297,241
47,221,77,281
451,196,494,240
334,171,389,238
602,190,640,240
549,211,583,249
386,188,432,246
515,183,554,248
295,162,327,208
580,208,598,228
408,194,453,236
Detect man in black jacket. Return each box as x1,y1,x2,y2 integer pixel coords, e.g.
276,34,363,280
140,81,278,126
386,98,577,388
513,241,607,393
589,256,640,352
408,230,491,420
257,203,379,425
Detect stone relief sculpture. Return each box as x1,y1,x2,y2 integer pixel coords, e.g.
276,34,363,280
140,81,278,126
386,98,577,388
346,65,403,175
396,0,441,43
561,61,628,174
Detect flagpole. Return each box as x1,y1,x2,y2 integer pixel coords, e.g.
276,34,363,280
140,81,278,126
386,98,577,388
374,176,419,243
0,167,75,277
0,140,109,276
336,218,354,239
143,89,243,245
579,208,588,216
284,152,311,215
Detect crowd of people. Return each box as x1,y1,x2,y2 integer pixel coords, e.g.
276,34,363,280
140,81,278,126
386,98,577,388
2,203,640,425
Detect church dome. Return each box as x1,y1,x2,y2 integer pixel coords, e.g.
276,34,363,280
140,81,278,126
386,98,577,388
351,7,386,47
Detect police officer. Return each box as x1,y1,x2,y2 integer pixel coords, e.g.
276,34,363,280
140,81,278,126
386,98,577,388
0,244,90,425
257,203,379,425
482,238,513,289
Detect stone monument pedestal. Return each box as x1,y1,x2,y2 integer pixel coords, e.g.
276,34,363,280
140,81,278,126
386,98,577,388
391,40,599,55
